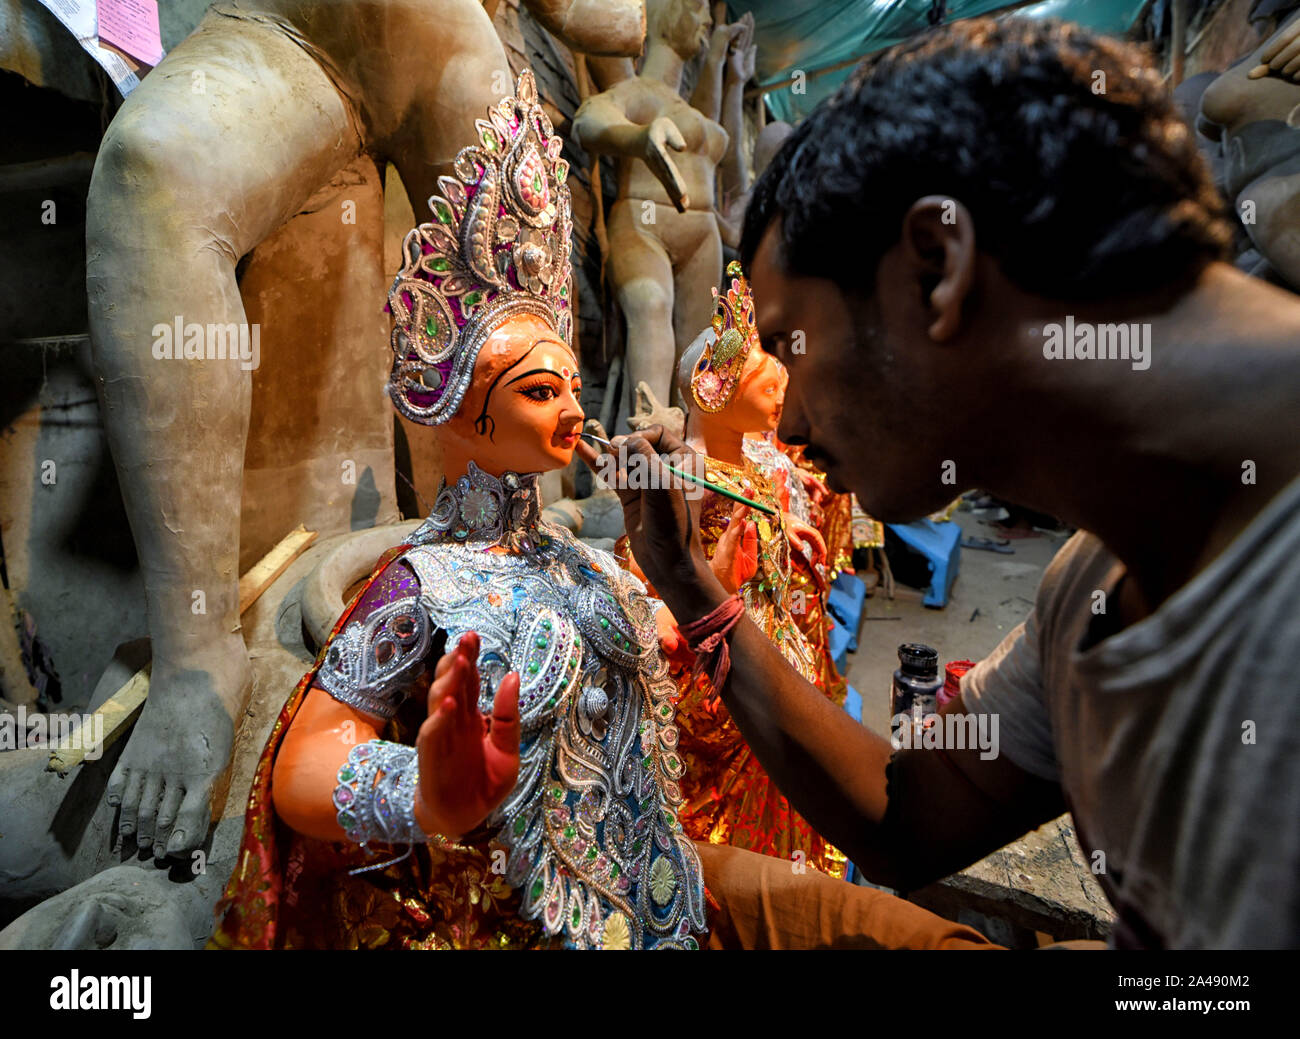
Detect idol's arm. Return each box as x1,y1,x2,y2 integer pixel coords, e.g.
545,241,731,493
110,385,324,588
592,428,1065,890
272,688,384,842
572,91,658,160
272,633,519,844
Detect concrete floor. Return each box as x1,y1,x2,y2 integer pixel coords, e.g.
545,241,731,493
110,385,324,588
844,507,1071,741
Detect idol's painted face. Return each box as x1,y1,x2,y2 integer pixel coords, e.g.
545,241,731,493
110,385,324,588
726,348,785,434
441,312,583,476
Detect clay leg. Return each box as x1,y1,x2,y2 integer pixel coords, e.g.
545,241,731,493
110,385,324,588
672,217,724,376
85,14,362,858
607,198,678,425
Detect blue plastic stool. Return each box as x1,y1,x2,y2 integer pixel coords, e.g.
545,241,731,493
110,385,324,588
826,618,851,675
886,519,963,608
827,571,867,652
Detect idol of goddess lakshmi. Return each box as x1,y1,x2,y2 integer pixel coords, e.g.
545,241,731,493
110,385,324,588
210,71,710,950
616,265,848,877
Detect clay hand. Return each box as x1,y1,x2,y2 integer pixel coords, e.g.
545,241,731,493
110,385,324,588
641,116,690,212
726,13,757,85
413,632,520,840
797,469,833,512
654,606,696,671
711,503,759,594
629,381,686,440
1250,17,1300,81
708,20,747,64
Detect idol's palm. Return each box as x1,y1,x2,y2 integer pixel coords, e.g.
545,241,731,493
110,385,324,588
414,632,520,839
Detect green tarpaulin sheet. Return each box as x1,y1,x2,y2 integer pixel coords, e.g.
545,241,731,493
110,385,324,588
728,0,1150,122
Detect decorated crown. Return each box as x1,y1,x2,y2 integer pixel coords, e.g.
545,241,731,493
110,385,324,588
386,69,574,426
691,260,760,413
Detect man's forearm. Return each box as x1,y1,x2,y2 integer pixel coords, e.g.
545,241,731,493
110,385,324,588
655,568,901,876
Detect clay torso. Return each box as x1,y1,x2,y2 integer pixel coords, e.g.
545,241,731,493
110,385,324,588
616,79,728,211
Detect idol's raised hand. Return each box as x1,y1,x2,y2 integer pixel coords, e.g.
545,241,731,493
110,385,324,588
413,632,520,839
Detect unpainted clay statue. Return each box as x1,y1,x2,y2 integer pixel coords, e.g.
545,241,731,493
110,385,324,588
1200,9,1300,291
571,0,754,421
83,0,645,864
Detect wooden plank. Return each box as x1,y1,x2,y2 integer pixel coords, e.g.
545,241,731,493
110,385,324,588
46,525,318,774
907,814,1116,942
237,524,318,614
47,664,149,777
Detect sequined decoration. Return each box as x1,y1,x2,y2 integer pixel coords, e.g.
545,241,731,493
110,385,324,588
212,469,708,950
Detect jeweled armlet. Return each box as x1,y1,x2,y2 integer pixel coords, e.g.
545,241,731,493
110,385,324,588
332,740,427,853
317,597,433,720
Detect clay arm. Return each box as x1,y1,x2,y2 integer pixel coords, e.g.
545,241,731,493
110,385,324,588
522,0,647,58
572,91,690,210
271,688,385,842
590,426,1065,889
690,22,741,123
718,14,756,199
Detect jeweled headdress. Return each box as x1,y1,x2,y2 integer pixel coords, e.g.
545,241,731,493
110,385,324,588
691,260,759,413
386,69,574,425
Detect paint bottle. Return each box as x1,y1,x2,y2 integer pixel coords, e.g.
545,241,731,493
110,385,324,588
891,643,942,745
939,660,975,708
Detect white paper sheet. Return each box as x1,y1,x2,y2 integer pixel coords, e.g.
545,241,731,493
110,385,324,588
35,0,147,97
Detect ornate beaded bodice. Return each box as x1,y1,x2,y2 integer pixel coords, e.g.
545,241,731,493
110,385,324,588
317,464,706,949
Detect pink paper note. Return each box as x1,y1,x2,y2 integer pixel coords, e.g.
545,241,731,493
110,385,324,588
97,0,163,67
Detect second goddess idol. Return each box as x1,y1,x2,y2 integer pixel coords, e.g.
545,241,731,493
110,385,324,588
210,70,708,950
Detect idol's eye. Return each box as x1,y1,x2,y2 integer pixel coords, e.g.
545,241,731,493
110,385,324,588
517,380,559,402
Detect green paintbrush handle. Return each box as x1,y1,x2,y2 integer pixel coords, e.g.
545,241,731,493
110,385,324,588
660,462,777,516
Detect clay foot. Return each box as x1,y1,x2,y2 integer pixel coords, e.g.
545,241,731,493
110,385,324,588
106,634,252,860
0,865,202,949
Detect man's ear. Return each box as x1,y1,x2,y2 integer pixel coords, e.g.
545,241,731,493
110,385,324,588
900,196,976,342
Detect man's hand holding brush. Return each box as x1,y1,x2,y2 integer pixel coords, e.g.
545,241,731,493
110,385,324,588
575,422,733,627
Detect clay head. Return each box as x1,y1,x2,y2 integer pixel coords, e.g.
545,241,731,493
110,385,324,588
437,311,583,476
754,121,794,176
648,0,711,60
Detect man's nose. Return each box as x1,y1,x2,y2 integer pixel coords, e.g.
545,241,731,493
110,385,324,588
778,395,809,446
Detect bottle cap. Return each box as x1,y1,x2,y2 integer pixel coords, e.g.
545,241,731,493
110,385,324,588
897,643,938,675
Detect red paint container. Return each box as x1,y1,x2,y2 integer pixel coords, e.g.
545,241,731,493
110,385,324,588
939,660,975,708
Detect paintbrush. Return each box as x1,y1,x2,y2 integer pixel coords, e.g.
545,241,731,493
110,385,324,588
579,431,777,517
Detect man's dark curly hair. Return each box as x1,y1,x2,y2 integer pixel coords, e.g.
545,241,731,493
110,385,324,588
740,18,1233,300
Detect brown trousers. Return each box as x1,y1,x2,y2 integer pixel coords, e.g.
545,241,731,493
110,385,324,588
697,842,1005,950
